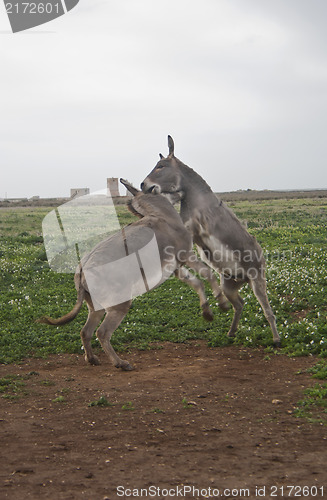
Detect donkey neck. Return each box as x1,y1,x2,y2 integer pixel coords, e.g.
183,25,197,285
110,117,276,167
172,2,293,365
179,164,219,223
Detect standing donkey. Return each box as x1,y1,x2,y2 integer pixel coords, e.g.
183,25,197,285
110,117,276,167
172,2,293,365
141,136,280,346
37,181,221,370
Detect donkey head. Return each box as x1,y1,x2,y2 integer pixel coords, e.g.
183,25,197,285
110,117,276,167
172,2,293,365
141,136,184,205
120,177,184,222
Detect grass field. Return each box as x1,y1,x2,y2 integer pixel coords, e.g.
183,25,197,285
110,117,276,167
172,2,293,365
1,198,327,365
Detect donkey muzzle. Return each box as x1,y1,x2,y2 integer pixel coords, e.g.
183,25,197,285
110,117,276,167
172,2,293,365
141,181,161,194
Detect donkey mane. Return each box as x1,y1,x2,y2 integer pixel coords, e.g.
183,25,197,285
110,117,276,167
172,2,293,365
177,161,213,196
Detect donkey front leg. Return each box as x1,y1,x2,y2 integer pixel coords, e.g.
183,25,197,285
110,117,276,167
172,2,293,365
96,300,133,371
186,257,230,311
175,266,213,321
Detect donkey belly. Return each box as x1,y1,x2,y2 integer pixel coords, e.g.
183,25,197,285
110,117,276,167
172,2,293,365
196,235,246,280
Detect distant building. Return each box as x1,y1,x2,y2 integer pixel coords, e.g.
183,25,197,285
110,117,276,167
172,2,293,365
107,178,120,197
70,188,90,198
5,197,28,203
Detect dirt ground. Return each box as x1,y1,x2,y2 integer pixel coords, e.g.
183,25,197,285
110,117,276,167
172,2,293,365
0,342,326,500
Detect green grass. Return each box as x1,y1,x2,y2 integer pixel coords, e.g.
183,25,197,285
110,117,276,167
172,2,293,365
1,198,327,363
181,398,194,409
294,356,327,424
294,383,327,424
307,361,327,380
121,401,135,411
88,395,113,407
0,374,26,398
52,395,66,403
0,372,39,399
150,407,165,414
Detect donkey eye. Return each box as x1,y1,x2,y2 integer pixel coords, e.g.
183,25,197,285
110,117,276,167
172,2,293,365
156,165,164,170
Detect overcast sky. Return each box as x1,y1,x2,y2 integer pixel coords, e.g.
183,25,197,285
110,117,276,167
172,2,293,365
1,0,327,198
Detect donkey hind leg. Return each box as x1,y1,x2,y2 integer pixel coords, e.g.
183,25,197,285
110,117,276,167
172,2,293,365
175,267,213,321
220,277,244,338
80,307,105,365
96,300,133,371
185,257,230,311
249,276,280,346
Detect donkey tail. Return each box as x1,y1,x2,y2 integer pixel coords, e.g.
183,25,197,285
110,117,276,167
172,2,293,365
37,276,85,326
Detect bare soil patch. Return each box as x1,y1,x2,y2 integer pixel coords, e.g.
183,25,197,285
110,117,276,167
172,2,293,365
0,343,326,499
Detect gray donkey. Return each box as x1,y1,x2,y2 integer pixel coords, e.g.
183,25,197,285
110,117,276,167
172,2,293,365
37,180,222,370
141,137,280,346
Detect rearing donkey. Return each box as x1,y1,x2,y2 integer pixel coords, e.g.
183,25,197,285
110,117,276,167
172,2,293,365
37,180,221,370
141,136,280,346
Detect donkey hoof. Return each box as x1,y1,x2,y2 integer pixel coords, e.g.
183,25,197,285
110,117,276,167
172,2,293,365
202,307,214,322
117,362,134,371
274,341,281,348
86,355,100,366
122,363,134,371
203,310,214,322
227,331,236,338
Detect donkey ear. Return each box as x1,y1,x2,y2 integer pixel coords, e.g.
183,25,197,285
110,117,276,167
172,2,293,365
159,153,164,159
120,178,140,196
168,135,174,157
